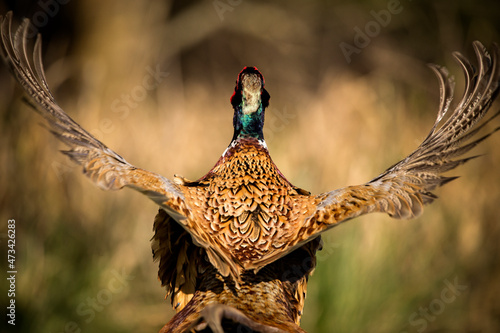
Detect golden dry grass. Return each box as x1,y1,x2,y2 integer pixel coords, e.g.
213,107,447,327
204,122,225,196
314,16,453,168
1,0,500,332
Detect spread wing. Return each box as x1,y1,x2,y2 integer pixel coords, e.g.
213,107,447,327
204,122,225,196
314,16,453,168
297,41,500,241
247,41,500,270
0,12,188,220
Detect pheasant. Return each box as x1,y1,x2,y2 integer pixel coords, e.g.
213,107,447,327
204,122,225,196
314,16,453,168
2,11,500,333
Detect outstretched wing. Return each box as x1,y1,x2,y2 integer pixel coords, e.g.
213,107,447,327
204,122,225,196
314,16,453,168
249,41,500,269
0,12,188,220
299,41,500,239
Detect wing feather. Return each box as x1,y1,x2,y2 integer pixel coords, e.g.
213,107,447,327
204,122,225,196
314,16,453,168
0,12,187,217
304,41,500,238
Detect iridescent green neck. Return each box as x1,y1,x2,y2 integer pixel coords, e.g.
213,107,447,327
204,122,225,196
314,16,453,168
230,66,270,142
232,104,265,141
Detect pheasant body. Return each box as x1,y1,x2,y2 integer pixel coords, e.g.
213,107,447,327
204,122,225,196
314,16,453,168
1,12,500,333
184,137,315,268
152,69,321,331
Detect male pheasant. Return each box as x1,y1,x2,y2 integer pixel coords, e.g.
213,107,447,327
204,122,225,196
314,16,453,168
1,12,499,333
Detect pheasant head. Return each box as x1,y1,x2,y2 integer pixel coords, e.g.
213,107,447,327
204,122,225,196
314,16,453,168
230,67,270,141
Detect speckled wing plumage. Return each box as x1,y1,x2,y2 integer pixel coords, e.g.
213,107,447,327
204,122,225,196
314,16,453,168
290,41,500,249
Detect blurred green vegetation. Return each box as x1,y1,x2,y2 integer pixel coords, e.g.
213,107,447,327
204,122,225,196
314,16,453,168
1,0,500,332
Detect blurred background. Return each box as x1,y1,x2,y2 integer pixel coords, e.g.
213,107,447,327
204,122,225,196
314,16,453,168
0,0,499,332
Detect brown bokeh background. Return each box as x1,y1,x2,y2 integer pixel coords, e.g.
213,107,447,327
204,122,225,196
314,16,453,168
1,0,500,332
